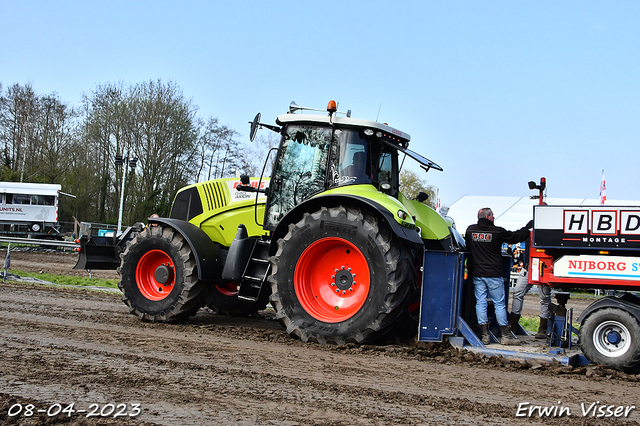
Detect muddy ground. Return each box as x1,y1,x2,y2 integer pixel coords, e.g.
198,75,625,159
1,251,640,425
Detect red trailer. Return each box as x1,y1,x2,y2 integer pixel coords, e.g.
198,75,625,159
528,181,640,370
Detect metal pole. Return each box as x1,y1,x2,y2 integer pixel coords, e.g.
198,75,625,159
117,158,127,234
20,109,29,182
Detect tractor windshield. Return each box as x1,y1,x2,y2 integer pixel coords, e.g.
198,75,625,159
265,125,331,228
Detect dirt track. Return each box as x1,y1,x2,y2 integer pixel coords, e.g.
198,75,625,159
2,251,640,425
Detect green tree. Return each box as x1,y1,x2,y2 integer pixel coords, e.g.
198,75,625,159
400,169,437,209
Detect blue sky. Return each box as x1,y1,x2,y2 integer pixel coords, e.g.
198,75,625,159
2,1,639,206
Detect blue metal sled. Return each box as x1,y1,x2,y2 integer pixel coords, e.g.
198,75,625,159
417,250,589,367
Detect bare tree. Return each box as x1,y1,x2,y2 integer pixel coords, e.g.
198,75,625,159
0,83,38,180
80,83,129,222
34,94,76,183
240,132,280,177
0,79,258,228
127,80,199,220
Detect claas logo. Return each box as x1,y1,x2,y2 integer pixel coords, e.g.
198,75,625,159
232,181,267,189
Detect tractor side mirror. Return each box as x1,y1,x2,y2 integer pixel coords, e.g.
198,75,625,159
236,174,256,193
416,192,429,203
249,113,261,142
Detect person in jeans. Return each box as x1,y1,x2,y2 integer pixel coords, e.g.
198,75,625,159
465,207,532,345
510,267,552,339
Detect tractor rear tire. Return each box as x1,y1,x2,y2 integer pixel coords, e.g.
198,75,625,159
268,205,416,344
580,307,640,371
118,225,205,322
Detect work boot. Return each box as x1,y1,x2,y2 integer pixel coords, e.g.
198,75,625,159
508,312,521,334
500,325,520,345
535,317,548,340
478,323,491,345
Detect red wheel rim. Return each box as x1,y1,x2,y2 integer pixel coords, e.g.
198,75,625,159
215,282,239,297
136,249,175,301
294,237,370,323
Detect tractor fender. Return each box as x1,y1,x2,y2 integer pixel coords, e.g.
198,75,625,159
270,194,424,255
577,293,640,324
148,217,223,282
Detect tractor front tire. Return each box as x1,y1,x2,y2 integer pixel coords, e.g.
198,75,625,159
118,225,205,322
579,307,640,371
269,205,416,344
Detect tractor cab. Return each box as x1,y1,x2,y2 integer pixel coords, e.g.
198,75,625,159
249,101,444,231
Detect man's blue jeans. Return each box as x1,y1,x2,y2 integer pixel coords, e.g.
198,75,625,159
473,276,508,326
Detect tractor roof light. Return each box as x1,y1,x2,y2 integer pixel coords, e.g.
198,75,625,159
327,100,337,114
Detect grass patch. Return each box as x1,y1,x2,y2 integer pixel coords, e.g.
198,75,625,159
5,269,119,289
519,315,580,333
519,316,540,333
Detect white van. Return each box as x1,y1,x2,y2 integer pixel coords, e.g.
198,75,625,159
0,182,61,238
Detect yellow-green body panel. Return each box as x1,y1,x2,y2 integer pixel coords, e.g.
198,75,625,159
398,193,451,241
173,179,450,246
173,177,268,247
320,184,451,241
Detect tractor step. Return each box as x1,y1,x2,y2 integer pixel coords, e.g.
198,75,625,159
238,239,271,302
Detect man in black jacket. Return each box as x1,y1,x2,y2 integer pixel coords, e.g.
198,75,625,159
465,207,533,345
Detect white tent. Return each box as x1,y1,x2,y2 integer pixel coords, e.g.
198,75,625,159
447,196,640,234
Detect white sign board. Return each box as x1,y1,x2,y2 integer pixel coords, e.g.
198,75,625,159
553,255,640,281
534,205,640,250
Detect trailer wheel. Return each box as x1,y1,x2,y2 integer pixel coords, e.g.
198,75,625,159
118,225,205,322
269,205,415,344
580,308,640,371
206,282,269,316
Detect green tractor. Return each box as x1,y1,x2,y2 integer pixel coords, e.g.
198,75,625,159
75,100,465,344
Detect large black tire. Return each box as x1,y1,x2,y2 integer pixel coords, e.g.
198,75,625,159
579,307,640,371
268,205,417,344
118,225,206,322
205,282,270,316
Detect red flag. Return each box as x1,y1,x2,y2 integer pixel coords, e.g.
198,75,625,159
600,170,606,205
436,189,441,213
